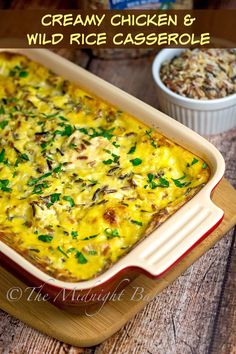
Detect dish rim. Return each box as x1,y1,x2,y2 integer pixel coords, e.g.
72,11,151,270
0,48,225,291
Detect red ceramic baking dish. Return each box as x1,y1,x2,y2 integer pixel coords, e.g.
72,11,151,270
0,49,225,312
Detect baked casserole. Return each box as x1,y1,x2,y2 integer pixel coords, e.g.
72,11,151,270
0,52,210,282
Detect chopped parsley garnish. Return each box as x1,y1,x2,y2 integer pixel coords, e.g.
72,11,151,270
75,251,88,264
71,231,78,239
130,158,142,166
15,154,30,167
40,139,55,150
191,157,198,165
187,157,199,167
202,162,208,169
54,124,73,137
3,159,9,166
28,177,38,186
69,143,77,149
103,159,113,165
57,246,69,258
47,193,61,208
82,233,99,241
0,149,5,163
147,173,169,189
78,127,89,134
151,141,156,148
172,175,191,188
112,153,120,163
41,142,48,150
46,155,53,161
59,116,68,122
42,112,59,119
0,149,9,166
32,182,49,194
103,149,120,164
112,141,120,148
67,247,76,253
28,165,62,188
128,143,137,155
53,164,62,173
9,65,28,78
50,193,61,203
158,177,170,188
20,153,29,161
0,106,5,114
146,129,157,148
63,195,75,207
0,120,8,129
38,234,53,243
0,179,12,192
147,174,153,182
88,179,97,186
88,250,97,255
19,70,28,78
79,126,115,141
105,228,120,239
28,172,52,186
147,173,157,189
131,219,143,226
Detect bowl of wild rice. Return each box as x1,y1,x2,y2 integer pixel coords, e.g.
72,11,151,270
152,48,236,134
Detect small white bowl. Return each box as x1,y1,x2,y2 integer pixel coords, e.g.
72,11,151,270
152,48,236,135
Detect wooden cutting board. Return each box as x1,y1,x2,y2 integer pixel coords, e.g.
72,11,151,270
0,178,235,348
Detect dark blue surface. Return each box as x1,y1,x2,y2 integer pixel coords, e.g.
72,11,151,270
109,0,176,10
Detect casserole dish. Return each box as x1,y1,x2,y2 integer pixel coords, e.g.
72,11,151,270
152,48,236,135
0,49,225,311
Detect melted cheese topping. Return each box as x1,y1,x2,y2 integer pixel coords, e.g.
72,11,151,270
0,53,210,281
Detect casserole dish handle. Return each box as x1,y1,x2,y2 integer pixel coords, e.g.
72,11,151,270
129,197,224,277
